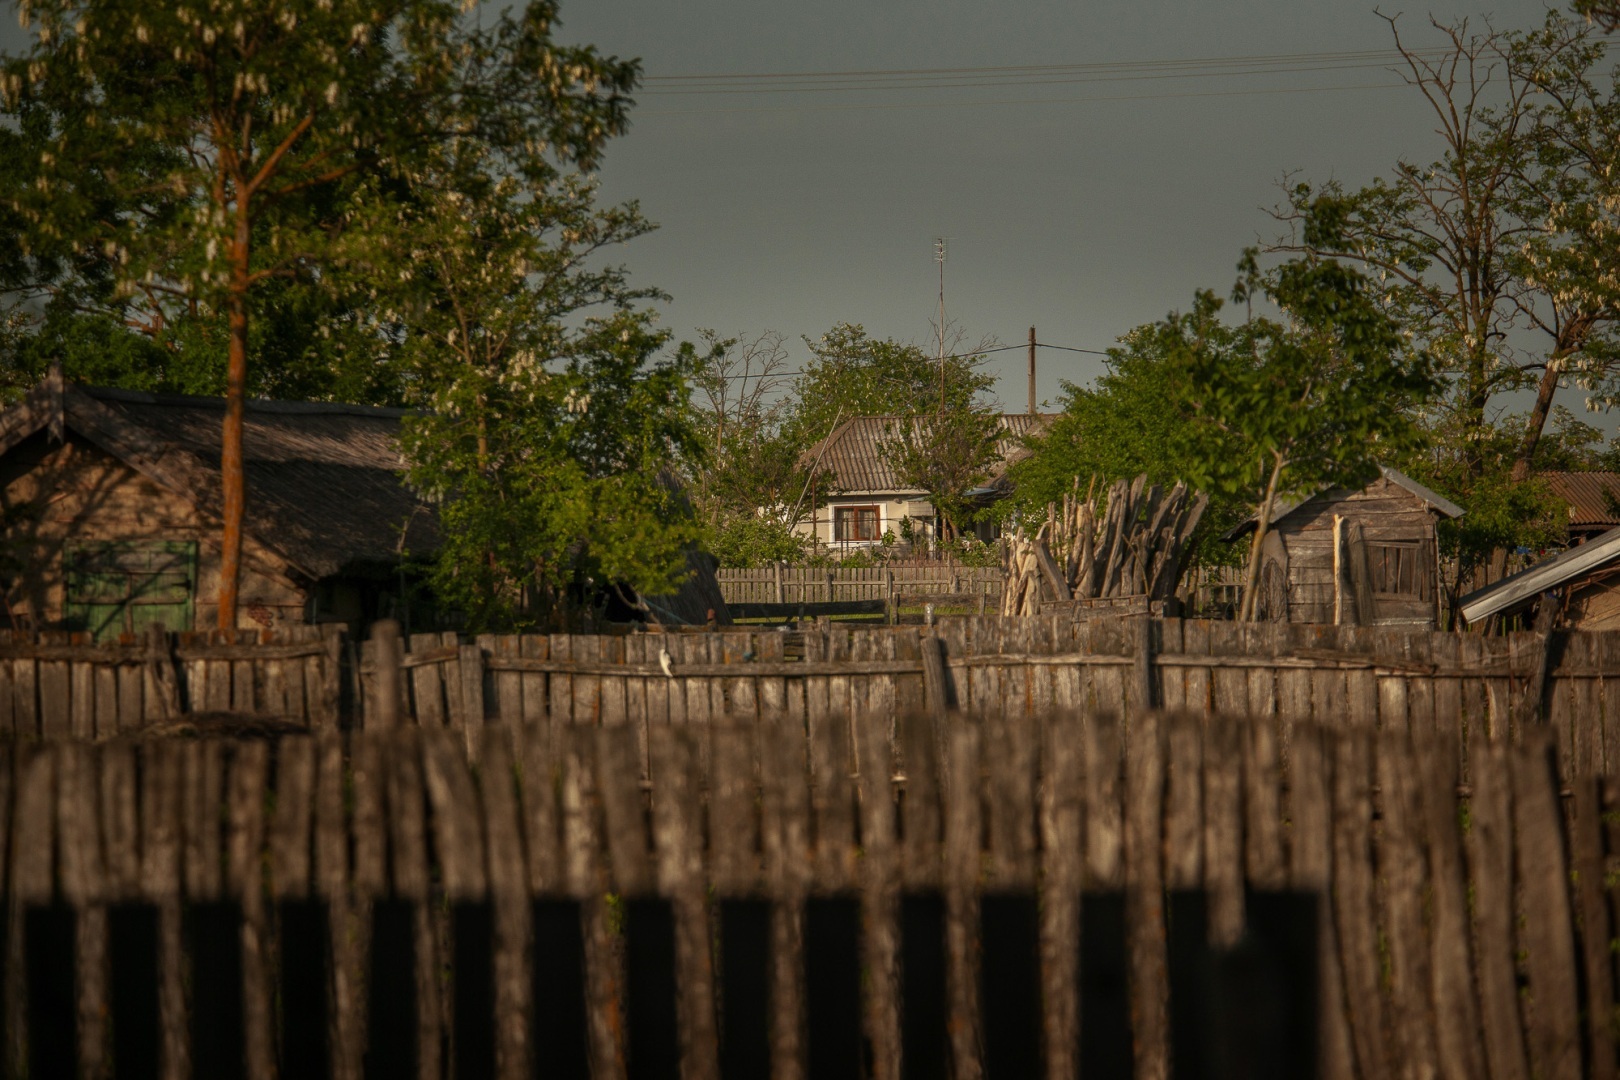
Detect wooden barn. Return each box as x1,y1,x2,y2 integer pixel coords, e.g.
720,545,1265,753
0,375,438,638
1223,466,1464,628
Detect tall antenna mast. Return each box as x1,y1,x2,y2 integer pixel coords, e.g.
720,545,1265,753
935,237,947,415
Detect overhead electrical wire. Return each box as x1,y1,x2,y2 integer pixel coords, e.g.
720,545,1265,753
709,341,1111,379
637,46,1452,96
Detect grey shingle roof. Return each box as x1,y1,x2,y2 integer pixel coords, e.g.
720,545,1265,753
803,413,1053,494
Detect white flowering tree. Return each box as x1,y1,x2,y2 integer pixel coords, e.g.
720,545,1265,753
0,0,636,628
355,145,704,629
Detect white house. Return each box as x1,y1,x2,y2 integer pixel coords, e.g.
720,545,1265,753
794,414,1052,550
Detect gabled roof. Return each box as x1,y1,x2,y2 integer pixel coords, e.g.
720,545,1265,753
1222,466,1464,542
0,375,437,580
1459,524,1620,624
801,413,1053,495
1541,471,1620,531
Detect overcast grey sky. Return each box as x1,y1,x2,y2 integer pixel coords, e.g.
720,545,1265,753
548,0,1563,410
1,1,1574,412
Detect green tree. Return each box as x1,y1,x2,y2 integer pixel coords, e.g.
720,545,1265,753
1006,319,1251,562
881,406,1005,541
353,143,699,630
1170,257,1439,621
1,0,636,628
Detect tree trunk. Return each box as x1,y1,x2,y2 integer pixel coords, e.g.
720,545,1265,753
1240,453,1285,622
1510,357,1563,483
217,210,251,631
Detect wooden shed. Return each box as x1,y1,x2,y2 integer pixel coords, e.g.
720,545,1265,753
1223,467,1464,628
0,375,438,638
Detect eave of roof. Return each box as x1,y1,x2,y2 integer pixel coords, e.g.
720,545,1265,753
1458,524,1620,623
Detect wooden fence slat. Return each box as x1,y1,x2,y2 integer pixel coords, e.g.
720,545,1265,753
808,676,857,891
1409,734,1487,1080
760,721,809,1080
1124,711,1168,1080
1512,738,1582,1080
1467,740,1533,1080
710,721,759,895
899,711,942,890
519,633,548,732
1570,776,1616,1080
227,741,273,1080
422,729,487,901
13,656,36,740
1164,711,1202,890
1084,711,1123,889
1039,712,1082,1080
984,709,1037,890
409,632,446,729
943,720,983,1080
596,726,653,896
854,703,902,1080
1374,730,1440,1080
269,736,315,899
548,634,573,725
478,728,531,1080
1330,730,1391,1080
519,724,564,895
1243,709,1285,889
561,727,627,1080
179,740,224,901
650,725,721,1079
1202,712,1243,947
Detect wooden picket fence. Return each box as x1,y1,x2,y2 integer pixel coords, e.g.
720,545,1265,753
715,565,1003,606
363,617,1620,780
0,625,342,738
1,707,1608,1079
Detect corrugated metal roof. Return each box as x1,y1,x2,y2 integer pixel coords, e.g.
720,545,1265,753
1459,523,1620,623
1541,471,1620,529
802,413,1053,494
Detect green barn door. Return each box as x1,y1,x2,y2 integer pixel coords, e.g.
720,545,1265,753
65,541,197,642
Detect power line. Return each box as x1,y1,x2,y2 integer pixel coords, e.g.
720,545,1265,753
639,46,1454,91
707,341,1110,378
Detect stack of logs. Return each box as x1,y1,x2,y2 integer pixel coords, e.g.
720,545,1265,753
1002,475,1207,616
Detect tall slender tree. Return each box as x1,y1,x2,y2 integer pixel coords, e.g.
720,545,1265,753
1,0,636,628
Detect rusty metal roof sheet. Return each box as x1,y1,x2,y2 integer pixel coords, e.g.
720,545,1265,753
1541,471,1620,529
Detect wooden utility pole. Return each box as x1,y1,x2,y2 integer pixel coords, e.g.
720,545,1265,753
1028,326,1037,415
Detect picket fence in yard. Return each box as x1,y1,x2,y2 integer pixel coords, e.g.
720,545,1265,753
1,706,1610,1080
714,565,1003,606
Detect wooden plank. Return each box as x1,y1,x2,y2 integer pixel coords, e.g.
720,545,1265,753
596,725,653,896
548,633,573,725
1567,636,1601,778
600,634,630,727
92,664,117,737
1570,776,1616,1080
709,720,760,895
1512,739,1582,1080
69,652,93,738
410,631,447,728
313,731,361,1080
268,736,315,899
1182,619,1210,715
1330,730,1390,1080
98,743,140,902
855,699,902,1080
114,659,141,734
477,729,532,1080
38,652,69,738
1374,729,1440,1080
984,709,1038,890
1286,726,1354,1080
180,740,224,901
1243,709,1285,890
898,711,942,891
1466,740,1532,1080
1414,734,1487,1080
385,731,443,1080
518,724,564,896
1202,715,1243,947
349,736,387,900
492,633,521,725
458,643,486,755
942,720,983,1080
227,741,273,1080
649,725,722,1078
423,728,488,900
575,635,603,724
1207,621,1247,720
560,728,627,1080
1163,711,1202,890
1039,711,1083,1080
1124,711,1169,1080
808,671,857,891
759,720,809,1080
1084,710,1124,889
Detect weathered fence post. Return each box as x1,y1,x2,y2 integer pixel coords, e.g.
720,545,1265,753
369,620,402,729
143,623,181,720
886,571,896,625
775,560,785,605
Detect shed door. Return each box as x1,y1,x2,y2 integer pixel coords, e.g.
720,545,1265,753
65,541,196,642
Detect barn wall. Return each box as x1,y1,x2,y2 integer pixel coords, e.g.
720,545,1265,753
1273,476,1440,628
0,432,307,633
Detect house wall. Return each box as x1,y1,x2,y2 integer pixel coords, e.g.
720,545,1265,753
0,432,308,633
1267,476,1440,628
795,493,937,549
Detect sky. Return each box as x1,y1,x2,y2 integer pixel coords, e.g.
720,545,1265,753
544,0,1565,412
0,1,1579,412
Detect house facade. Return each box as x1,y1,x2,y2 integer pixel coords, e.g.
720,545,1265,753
795,413,1051,551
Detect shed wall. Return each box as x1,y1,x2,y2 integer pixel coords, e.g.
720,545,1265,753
0,432,307,633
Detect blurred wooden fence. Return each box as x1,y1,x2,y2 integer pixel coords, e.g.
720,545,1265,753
1,709,1606,1079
